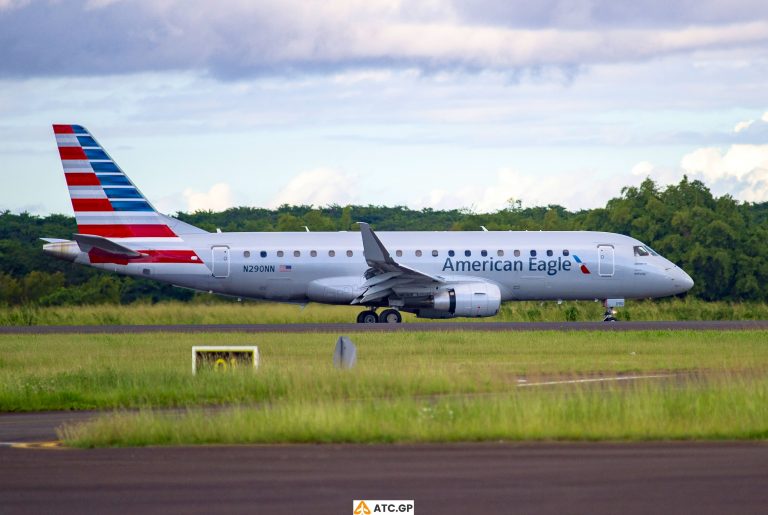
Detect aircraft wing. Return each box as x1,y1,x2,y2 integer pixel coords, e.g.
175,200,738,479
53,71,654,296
353,222,444,305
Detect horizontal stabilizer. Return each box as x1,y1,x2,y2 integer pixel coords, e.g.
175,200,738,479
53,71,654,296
73,233,144,258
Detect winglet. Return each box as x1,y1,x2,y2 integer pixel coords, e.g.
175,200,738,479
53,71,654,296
358,222,396,267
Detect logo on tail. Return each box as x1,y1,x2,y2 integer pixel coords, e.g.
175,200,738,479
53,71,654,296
54,124,176,238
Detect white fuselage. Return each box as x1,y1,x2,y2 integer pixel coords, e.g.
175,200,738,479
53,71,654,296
71,230,694,303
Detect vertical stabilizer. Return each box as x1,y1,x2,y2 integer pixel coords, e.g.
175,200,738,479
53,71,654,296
53,124,177,238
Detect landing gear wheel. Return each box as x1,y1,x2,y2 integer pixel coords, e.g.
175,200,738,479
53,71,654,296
356,310,379,324
603,315,618,322
379,309,402,324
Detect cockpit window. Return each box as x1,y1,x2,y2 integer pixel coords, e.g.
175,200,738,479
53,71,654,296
634,245,658,257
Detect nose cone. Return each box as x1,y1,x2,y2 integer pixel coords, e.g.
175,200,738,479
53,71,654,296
670,267,694,294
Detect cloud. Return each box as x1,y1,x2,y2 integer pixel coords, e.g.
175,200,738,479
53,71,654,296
183,182,234,212
270,168,358,207
1,1,768,78
734,120,754,133
0,0,29,11
630,142,768,203
679,144,768,202
412,167,627,212
413,133,768,213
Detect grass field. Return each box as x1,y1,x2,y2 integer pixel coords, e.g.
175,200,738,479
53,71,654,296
1,330,767,446
2,297,768,326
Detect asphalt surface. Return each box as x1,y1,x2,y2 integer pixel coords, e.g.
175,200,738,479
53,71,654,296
2,320,768,334
1,442,767,515
2,411,768,514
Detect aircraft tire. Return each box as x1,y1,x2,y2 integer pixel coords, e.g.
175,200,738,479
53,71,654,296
379,309,402,324
357,310,379,324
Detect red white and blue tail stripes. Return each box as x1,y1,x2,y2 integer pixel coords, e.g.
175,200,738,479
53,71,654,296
54,124,176,238
54,124,204,267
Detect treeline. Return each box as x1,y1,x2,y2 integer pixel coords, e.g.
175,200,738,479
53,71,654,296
1,177,767,305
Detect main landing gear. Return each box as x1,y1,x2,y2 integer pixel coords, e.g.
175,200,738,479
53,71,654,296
356,308,403,324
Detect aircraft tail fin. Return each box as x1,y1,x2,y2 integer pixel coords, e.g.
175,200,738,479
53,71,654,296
53,124,204,238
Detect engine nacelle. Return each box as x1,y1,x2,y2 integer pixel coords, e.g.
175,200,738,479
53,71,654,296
416,282,501,318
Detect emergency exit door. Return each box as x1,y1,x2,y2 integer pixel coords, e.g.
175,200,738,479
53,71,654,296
211,246,230,278
598,245,614,277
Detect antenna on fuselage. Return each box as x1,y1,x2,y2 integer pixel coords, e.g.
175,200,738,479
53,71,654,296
303,226,310,232
480,226,488,232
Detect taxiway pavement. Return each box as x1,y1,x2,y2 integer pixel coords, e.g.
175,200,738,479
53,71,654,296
2,320,768,334
1,442,767,515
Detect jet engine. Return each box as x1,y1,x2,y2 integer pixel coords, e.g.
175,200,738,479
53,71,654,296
411,282,501,318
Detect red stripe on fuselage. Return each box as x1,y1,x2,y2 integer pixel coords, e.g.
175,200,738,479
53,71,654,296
77,224,177,238
88,249,202,265
53,124,74,134
59,147,87,160
65,173,101,186
72,199,114,211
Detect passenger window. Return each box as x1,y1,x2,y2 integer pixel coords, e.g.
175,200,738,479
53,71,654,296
310,250,317,257
294,250,301,257
465,250,471,257
448,250,455,257
277,250,284,257
514,250,520,257
260,251,267,258
481,250,488,257
415,250,422,257
497,250,504,257
346,250,353,257
328,250,335,257
546,250,553,257
243,251,251,258
530,250,537,257
396,250,403,257
432,250,439,257
563,249,569,256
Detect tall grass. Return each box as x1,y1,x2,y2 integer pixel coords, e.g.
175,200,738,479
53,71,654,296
2,298,767,326
60,374,768,447
2,331,767,412
3,330,767,445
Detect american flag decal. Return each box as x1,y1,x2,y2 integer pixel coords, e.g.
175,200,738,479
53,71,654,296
279,264,292,272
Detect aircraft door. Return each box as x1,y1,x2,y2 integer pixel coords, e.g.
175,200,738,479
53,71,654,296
211,246,230,278
598,245,614,277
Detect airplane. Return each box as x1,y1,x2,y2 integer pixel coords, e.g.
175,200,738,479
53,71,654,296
42,124,694,323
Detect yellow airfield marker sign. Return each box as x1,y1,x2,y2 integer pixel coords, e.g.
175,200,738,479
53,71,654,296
192,346,259,374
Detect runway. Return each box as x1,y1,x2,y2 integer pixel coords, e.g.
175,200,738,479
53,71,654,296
1,411,767,514
2,319,768,334
1,440,766,515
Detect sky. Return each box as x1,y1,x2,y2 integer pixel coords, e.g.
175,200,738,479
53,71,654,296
1,0,768,215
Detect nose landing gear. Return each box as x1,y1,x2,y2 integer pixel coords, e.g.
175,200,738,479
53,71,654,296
602,298,624,322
